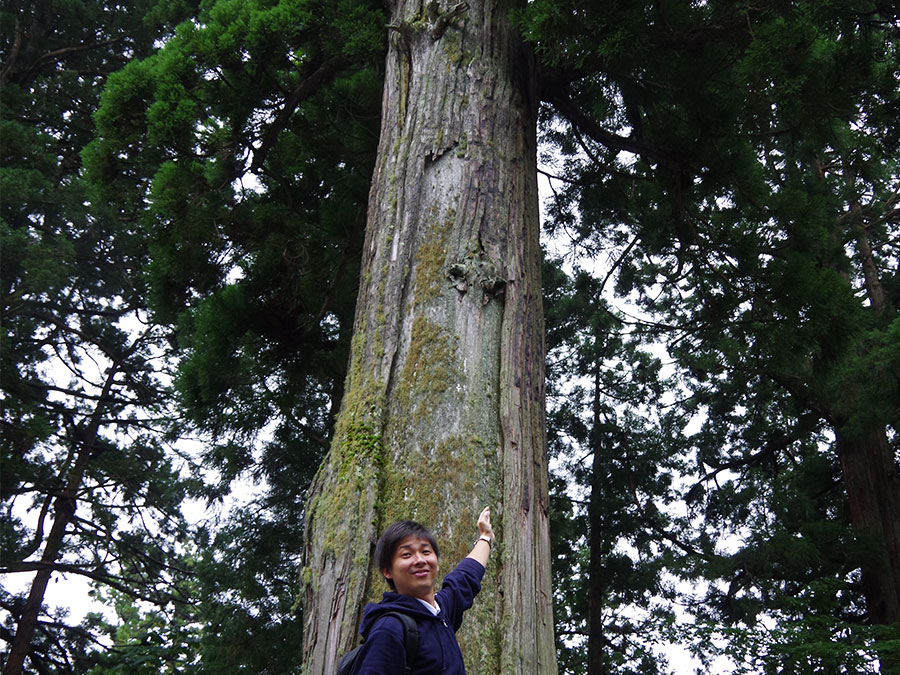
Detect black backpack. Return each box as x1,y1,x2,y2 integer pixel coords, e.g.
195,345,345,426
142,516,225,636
336,611,419,675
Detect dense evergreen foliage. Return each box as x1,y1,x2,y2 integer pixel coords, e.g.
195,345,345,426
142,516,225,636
2,0,898,673
82,1,384,669
1,1,199,672
527,1,900,672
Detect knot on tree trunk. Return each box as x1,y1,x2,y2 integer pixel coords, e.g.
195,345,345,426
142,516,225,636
426,1,470,40
389,2,470,43
446,251,506,305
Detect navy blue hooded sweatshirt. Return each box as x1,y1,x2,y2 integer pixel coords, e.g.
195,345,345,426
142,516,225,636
350,557,485,675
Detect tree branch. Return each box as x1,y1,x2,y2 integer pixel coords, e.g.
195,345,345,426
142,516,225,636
0,561,192,606
251,56,349,172
545,89,687,173
0,13,24,86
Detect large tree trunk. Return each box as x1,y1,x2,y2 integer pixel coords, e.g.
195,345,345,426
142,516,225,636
835,426,900,674
300,1,556,674
834,185,900,674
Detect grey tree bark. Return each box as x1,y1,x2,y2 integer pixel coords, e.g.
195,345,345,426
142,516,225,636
300,1,556,673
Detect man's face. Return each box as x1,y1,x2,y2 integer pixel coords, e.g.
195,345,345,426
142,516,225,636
383,536,438,602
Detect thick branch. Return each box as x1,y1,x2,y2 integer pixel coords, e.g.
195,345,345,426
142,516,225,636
4,34,125,87
545,88,687,173
251,56,349,172
0,561,191,606
0,13,24,86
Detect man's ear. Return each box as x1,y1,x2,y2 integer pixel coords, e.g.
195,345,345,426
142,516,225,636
381,568,393,581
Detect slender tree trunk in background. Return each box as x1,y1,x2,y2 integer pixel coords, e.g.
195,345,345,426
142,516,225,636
587,368,605,675
3,367,118,675
835,427,900,674
301,1,556,673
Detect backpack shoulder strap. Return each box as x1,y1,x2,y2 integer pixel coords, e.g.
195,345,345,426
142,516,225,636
383,611,419,673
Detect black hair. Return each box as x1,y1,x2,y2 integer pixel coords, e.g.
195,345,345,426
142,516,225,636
375,520,440,591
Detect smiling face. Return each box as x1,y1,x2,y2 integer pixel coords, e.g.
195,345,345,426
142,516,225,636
382,536,439,603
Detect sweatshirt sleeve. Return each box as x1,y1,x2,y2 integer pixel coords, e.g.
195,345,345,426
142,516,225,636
435,557,486,631
351,615,407,675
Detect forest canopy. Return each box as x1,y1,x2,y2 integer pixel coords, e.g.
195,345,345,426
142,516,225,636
1,0,898,673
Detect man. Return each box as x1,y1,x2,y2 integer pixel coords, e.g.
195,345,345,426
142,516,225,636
350,507,495,674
